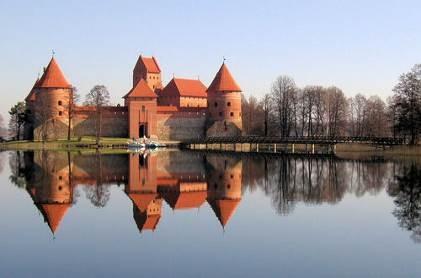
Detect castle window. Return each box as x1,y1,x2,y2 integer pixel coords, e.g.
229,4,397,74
214,102,218,107
58,101,62,106
230,112,234,117
227,102,231,107
58,111,63,116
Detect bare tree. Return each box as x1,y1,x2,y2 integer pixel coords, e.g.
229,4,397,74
326,87,347,137
84,85,111,145
271,76,298,137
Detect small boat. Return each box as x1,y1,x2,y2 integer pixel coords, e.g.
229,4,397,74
127,137,160,149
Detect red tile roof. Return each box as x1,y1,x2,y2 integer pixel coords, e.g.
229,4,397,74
135,55,161,74
207,63,241,93
134,209,161,232
40,203,70,234
123,79,157,98
208,198,241,227
36,57,72,89
25,78,39,101
128,192,157,212
163,191,207,210
161,78,207,98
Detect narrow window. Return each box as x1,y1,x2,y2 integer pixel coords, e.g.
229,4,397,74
214,102,218,107
227,102,231,107
230,112,234,117
219,112,223,117
58,111,63,116
58,101,62,106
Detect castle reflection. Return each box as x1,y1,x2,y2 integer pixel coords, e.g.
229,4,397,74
9,150,421,241
17,151,243,234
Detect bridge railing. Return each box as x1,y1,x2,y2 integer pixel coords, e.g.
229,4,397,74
181,136,407,145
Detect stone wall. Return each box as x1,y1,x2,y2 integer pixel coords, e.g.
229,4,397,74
157,111,206,141
206,120,242,137
73,106,128,138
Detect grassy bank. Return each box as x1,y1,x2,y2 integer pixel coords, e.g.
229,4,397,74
335,143,421,161
0,137,130,152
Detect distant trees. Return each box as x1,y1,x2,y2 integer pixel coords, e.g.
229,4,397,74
390,64,421,144
272,76,298,137
241,64,421,143
8,102,26,140
0,113,6,139
84,85,111,145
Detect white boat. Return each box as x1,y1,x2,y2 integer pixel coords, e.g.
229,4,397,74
127,137,160,149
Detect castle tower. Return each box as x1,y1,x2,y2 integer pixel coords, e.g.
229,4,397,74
126,153,162,233
133,55,162,91
123,79,158,139
206,156,243,228
24,78,40,140
206,63,242,137
32,57,73,140
26,151,73,234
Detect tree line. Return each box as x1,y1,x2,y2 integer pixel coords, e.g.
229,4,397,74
242,63,421,144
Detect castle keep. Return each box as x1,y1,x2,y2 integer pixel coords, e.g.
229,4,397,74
24,55,243,141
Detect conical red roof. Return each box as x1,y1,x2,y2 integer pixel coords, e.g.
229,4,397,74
208,198,241,227
25,78,40,101
128,192,157,212
207,63,241,93
123,79,157,98
36,57,71,89
40,203,70,234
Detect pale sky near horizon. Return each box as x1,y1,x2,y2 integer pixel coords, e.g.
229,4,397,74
0,0,420,123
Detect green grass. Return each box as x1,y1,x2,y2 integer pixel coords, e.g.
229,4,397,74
0,136,130,151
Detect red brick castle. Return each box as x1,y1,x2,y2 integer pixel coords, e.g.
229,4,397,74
24,55,243,141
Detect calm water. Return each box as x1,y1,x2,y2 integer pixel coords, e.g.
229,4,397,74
0,150,420,277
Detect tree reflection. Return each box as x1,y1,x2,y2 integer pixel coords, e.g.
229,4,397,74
242,156,389,215
388,164,421,243
8,151,27,188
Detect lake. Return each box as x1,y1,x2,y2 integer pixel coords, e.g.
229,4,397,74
0,150,420,277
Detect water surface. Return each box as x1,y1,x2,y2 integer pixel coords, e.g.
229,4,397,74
0,150,420,277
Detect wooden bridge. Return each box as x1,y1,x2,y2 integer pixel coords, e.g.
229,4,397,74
180,136,406,154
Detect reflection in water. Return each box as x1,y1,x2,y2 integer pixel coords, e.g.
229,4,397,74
8,150,421,242
388,164,421,243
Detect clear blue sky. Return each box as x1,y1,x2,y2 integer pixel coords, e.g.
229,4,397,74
0,0,420,121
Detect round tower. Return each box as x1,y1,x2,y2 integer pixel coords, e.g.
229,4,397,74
207,62,242,137
33,57,72,140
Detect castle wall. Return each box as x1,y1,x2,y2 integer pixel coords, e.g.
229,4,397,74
72,106,128,138
156,110,207,141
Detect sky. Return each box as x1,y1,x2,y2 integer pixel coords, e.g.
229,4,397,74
0,0,420,123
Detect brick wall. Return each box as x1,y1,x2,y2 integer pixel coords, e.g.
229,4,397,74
73,106,128,138
156,111,206,141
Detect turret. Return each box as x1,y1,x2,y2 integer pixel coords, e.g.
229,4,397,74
133,55,162,91
32,57,72,140
123,79,158,139
206,156,243,228
206,63,242,137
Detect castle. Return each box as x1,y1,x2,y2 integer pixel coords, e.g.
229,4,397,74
24,55,243,141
